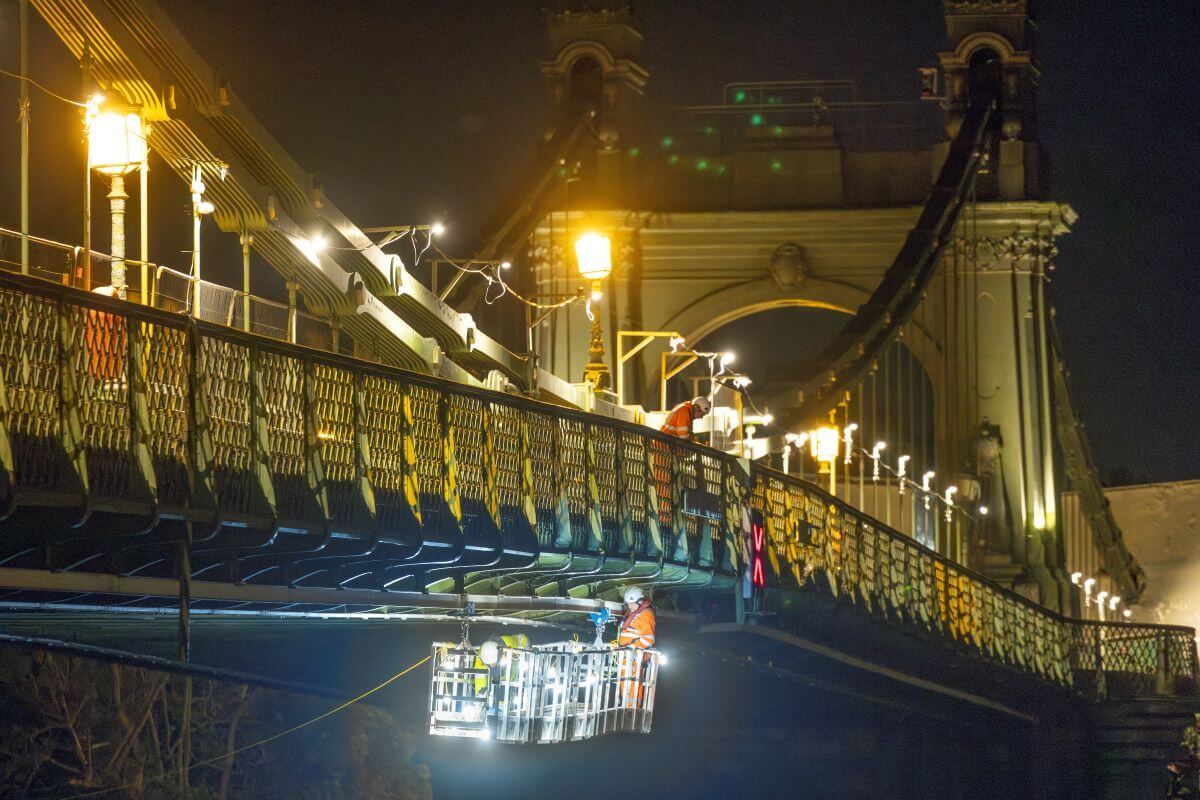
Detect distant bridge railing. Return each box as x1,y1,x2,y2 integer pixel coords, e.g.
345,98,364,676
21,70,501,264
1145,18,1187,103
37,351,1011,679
0,227,334,352
0,266,1193,700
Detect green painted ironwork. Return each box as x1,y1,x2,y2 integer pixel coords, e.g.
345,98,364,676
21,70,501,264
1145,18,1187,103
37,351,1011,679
0,269,1193,699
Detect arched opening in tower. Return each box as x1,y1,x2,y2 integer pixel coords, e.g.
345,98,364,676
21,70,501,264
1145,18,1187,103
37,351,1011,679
568,56,603,110
966,47,1003,109
684,306,939,545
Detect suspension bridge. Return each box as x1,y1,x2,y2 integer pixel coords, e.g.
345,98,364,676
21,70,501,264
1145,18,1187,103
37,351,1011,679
0,1,1196,795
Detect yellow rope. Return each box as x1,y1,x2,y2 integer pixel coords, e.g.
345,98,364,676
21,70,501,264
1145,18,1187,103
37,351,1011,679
61,655,431,799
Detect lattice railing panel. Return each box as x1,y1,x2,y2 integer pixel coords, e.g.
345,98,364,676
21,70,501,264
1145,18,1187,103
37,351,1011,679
362,373,412,534
312,362,357,527
619,430,649,555
489,402,525,547
259,351,306,521
590,423,619,552
198,336,255,517
557,417,589,551
0,290,62,490
407,383,444,529
525,409,559,547
68,303,133,501
446,394,487,538
141,321,189,508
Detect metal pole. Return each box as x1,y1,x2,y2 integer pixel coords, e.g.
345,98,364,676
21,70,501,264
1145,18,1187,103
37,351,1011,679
19,0,30,276
81,46,93,290
241,231,252,332
108,174,127,298
286,277,298,344
190,165,202,317
140,158,148,302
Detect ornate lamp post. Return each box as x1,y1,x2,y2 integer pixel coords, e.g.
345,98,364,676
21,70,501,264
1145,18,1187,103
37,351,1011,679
87,104,146,298
810,425,840,495
575,232,613,389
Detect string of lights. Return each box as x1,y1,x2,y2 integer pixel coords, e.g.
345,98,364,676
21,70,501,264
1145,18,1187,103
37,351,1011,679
428,241,586,312
776,424,984,528
0,66,87,106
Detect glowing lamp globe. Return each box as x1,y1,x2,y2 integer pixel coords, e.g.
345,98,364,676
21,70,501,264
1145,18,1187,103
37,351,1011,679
89,110,147,176
574,233,612,281
811,426,840,464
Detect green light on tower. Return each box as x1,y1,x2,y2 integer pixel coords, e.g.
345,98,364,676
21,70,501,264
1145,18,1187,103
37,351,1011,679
629,147,640,157
734,90,746,103
750,114,764,127
696,159,708,171
770,160,782,172
662,136,673,148
668,154,679,165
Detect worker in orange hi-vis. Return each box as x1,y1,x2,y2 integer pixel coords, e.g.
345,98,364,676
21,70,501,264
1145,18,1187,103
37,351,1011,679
614,586,657,709
659,396,711,441
616,586,657,649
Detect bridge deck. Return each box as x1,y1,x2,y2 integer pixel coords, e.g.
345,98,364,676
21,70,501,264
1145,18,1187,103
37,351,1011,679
0,269,1193,701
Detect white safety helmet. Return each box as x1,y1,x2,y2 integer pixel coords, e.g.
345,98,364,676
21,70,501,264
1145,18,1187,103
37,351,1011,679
623,586,645,605
692,396,712,415
478,639,500,667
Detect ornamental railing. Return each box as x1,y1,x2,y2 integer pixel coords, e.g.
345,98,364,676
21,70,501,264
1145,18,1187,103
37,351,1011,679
0,266,1193,700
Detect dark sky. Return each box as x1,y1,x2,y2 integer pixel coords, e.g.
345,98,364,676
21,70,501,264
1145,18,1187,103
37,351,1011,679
0,0,1197,484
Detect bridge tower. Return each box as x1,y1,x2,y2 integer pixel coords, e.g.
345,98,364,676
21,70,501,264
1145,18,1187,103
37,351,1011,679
520,1,1116,612
938,0,1041,199
540,2,648,183
937,0,1067,607
532,2,648,380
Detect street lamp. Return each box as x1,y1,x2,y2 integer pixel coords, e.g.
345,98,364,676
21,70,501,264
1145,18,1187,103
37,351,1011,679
576,233,613,389
88,104,146,298
810,425,840,495
189,165,216,317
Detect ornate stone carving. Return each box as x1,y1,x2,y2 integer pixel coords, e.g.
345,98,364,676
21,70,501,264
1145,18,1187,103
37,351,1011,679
954,234,1058,273
768,242,808,290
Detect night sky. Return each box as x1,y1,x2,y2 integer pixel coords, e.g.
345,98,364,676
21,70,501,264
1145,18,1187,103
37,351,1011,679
0,0,1197,484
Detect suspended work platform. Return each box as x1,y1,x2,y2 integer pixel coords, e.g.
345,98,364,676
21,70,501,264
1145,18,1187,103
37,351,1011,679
429,640,660,743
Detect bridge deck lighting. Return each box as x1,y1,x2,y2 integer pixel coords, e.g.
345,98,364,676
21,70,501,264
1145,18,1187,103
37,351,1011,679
430,222,445,237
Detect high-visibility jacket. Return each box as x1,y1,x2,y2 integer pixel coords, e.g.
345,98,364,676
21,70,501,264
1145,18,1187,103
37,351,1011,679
474,633,529,693
660,401,696,440
616,601,657,649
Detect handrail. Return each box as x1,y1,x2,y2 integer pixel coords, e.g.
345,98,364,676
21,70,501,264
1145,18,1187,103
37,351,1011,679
0,226,335,352
0,265,1192,700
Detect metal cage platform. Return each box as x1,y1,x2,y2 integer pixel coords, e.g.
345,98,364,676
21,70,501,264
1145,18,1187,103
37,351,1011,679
429,640,660,743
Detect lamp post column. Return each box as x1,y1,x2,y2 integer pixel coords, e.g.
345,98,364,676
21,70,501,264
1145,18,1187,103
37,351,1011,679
240,231,253,332
583,283,610,390
108,174,128,299
190,165,203,318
